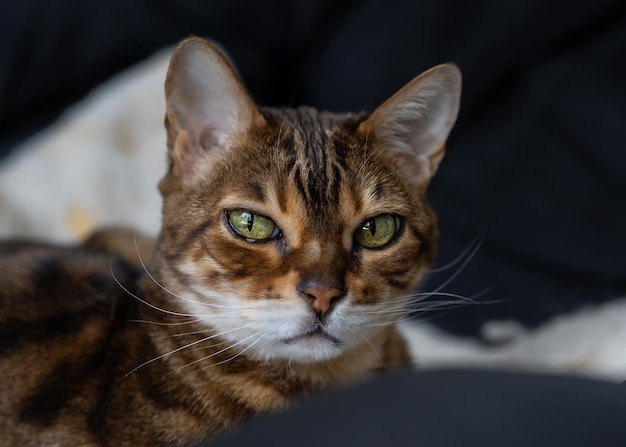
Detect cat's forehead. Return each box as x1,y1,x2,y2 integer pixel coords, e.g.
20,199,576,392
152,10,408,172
262,106,351,131
261,107,376,209
215,106,412,231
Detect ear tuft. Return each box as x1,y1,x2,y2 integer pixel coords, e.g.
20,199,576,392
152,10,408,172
359,64,462,189
164,37,262,182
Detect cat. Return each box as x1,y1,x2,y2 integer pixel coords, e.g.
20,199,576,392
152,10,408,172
0,36,461,446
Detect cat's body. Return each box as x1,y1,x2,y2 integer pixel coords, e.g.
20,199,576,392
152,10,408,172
0,242,406,445
0,37,461,446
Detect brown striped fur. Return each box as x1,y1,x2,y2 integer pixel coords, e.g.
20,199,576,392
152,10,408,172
0,37,461,446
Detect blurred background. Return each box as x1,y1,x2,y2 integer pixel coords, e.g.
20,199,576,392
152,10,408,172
1,0,625,337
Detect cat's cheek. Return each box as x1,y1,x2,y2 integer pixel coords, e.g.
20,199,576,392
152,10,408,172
328,300,394,336
359,244,426,293
174,243,287,295
346,276,386,306
345,262,409,306
174,258,235,295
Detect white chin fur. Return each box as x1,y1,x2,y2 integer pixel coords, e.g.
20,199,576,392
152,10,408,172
255,334,345,363
182,289,389,364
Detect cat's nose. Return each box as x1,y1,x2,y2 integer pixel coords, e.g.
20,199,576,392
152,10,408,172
300,285,344,316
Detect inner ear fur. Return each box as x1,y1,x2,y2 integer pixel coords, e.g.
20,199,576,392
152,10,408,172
358,63,462,191
164,36,265,184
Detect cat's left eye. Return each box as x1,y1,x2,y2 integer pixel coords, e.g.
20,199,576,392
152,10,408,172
354,214,400,249
227,210,281,242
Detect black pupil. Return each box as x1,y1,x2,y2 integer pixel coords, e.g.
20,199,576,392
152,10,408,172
369,219,377,236
247,214,254,232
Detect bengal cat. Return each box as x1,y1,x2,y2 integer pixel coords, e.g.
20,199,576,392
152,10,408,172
0,37,461,446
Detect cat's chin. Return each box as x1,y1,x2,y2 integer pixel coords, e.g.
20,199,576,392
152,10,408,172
254,331,345,364
282,327,341,346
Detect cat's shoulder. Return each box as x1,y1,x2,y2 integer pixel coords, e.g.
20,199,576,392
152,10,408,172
0,241,139,327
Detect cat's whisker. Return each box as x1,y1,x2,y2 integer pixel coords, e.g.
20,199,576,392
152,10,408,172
361,122,370,177
174,331,262,373
405,288,498,321
429,242,483,296
110,261,217,318
363,307,410,315
367,298,484,327
128,318,203,326
131,311,243,325
362,292,488,327
361,322,393,328
359,334,386,368
133,234,238,310
369,236,493,320
357,141,386,180
202,334,266,370
251,334,273,352
125,326,248,377
169,325,249,338
364,235,491,328
287,351,298,372
360,290,455,311
362,140,386,169
362,304,409,314
366,289,490,318
413,286,495,304
428,230,486,274
184,339,233,352
274,109,288,152
406,300,477,314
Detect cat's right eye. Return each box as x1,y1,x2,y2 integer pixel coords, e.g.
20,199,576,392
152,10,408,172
227,210,281,242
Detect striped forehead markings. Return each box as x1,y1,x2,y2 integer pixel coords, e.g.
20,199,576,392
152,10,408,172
279,108,347,210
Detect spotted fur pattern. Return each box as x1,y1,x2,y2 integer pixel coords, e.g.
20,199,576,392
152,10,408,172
0,37,461,446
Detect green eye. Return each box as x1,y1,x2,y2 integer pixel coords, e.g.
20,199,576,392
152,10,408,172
354,214,399,248
228,210,280,242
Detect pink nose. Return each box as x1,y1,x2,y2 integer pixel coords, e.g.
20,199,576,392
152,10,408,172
301,286,343,315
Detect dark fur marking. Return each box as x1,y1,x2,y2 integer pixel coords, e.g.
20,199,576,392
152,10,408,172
329,163,342,205
0,311,90,356
306,173,323,209
167,262,196,286
244,181,265,201
385,276,409,289
135,335,256,425
30,255,69,290
284,153,297,177
255,368,309,399
373,182,385,199
180,218,215,250
18,361,84,427
276,181,288,213
132,331,196,413
293,167,308,202
87,273,123,294
229,269,249,279
138,361,198,414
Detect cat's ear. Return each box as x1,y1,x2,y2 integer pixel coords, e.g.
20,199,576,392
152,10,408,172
164,37,264,184
358,64,461,191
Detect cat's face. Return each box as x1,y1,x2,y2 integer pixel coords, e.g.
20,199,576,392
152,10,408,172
156,38,461,363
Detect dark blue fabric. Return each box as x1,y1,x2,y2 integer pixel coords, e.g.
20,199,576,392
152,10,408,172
211,370,626,446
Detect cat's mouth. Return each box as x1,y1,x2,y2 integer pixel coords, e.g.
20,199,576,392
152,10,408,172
282,327,340,345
